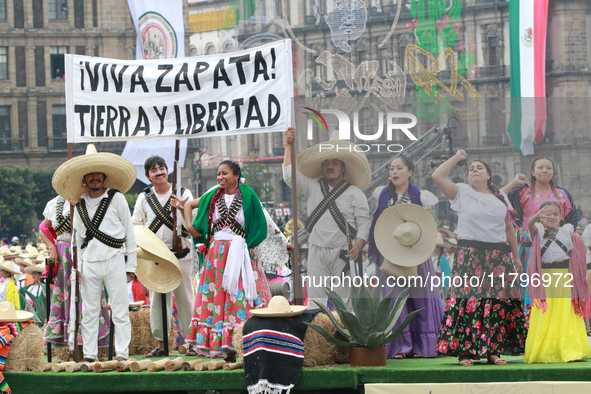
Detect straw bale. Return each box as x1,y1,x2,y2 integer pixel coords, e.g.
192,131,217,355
129,307,175,356
5,324,44,372
233,312,349,367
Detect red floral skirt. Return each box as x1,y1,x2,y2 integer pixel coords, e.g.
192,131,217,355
436,244,527,359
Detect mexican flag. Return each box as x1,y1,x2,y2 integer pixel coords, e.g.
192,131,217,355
508,0,549,155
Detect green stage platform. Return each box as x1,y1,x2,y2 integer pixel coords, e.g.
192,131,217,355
5,355,591,393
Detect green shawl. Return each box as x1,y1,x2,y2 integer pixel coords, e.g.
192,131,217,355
193,184,267,249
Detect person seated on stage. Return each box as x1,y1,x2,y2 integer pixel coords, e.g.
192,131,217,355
127,271,148,304
0,258,21,310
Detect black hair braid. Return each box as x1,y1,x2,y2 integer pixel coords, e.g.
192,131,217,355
487,181,507,207
530,173,537,197
387,181,398,204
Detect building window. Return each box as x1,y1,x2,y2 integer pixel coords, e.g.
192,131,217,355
359,108,370,135
0,0,6,20
52,105,67,150
248,134,259,150
50,46,68,79
49,0,68,20
0,47,7,80
0,106,10,151
206,45,216,55
488,36,499,66
315,57,325,81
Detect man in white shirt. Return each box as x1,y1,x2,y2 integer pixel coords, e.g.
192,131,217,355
283,128,371,307
53,144,137,363
132,156,195,357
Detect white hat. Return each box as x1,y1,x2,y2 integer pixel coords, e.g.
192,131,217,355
0,302,33,322
25,262,45,275
374,204,438,267
0,259,20,275
52,144,136,203
250,296,307,318
134,225,182,294
295,130,372,189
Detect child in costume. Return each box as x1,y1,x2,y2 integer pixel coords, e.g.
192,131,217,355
524,201,591,363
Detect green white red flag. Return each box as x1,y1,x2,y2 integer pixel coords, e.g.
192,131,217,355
508,0,549,155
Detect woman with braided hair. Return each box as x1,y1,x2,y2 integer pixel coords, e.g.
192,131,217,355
368,155,443,359
175,160,271,360
432,150,526,366
501,157,580,314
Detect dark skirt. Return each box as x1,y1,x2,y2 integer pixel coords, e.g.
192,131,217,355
436,242,527,359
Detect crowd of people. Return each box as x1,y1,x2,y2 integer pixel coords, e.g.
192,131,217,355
0,126,590,367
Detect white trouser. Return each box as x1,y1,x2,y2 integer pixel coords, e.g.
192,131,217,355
306,244,351,308
150,256,194,341
80,253,130,360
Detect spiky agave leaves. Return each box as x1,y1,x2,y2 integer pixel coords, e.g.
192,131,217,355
305,283,423,348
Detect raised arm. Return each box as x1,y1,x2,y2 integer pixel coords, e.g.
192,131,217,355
527,206,552,237
431,150,467,200
500,174,527,195
283,127,295,168
173,195,200,238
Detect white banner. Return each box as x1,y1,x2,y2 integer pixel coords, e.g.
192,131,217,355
128,0,185,60
65,40,294,143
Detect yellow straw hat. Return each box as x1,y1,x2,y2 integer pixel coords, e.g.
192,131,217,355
295,130,372,189
250,296,307,318
52,144,136,203
374,204,437,268
0,302,33,322
134,225,181,294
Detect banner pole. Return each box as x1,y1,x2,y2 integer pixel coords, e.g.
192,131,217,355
289,97,303,306
68,143,82,363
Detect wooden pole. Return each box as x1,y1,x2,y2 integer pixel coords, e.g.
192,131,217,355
94,360,119,373
289,132,303,305
80,362,97,372
223,361,244,371
46,257,53,363
171,139,182,253
68,143,82,363
194,361,212,371
38,363,55,372
66,362,87,373
207,360,226,371
115,359,136,372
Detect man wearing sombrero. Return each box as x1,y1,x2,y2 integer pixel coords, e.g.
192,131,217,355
53,144,137,362
283,127,371,306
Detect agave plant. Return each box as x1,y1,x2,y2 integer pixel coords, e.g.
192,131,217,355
305,283,423,348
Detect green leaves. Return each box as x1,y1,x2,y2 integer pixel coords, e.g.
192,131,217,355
0,166,56,229
305,282,422,349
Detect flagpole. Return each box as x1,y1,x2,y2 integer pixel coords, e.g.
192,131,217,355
289,96,303,306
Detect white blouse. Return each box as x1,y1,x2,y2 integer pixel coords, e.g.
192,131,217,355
451,183,511,243
43,196,72,242
372,186,439,209
536,223,573,264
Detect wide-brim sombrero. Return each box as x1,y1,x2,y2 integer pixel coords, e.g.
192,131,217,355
296,130,372,190
134,225,181,294
375,204,437,267
15,257,33,267
25,262,45,274
0,259,20,275
52,144,136,204
250,296,307,317
0,302,33,322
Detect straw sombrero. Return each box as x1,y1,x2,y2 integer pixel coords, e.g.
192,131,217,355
7,246,21,257
0,247,9,257
15,257,33,267
438,226,453,237
52,144,136,203
0,302,33,323
250,296,307,318
134,225,181,294
296,130,372,189
374,204,437,267
20,246,39,259
36,252,49,264
0,259,20,275
447,238,457,248
38,243,47,251
25,262,45,275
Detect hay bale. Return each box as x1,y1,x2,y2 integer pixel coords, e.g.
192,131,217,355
129,307,175,356
234,312,349,367
5,324,44,372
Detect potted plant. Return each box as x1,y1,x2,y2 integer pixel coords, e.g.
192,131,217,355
305,283,422,367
